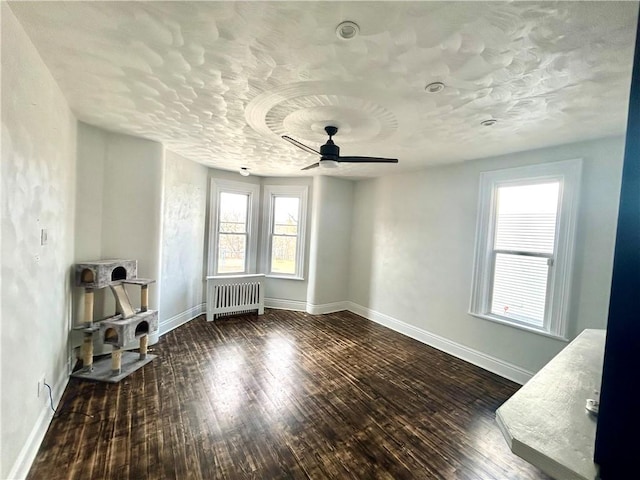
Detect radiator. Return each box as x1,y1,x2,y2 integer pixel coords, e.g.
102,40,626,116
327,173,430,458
206,274,265,321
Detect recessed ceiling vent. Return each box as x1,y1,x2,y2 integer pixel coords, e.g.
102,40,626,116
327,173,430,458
336,21,359,40
425,82,445,94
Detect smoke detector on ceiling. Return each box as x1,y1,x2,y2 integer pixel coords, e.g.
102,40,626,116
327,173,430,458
481,119,497,127
336,21,360,40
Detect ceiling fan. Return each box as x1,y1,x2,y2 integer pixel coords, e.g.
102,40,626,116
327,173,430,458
282,126,399,170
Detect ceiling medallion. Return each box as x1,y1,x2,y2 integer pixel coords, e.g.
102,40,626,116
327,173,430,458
245,82,399,145
336,21,360,40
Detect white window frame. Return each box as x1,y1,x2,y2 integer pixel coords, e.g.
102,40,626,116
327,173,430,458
469,159,582,339
262,185,308,280
207,179,260,276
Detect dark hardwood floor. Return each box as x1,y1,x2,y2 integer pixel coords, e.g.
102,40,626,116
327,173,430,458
28,309,549,480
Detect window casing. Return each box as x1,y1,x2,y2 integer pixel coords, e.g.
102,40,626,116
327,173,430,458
208,179,260,275
262,185,308,279
469,160,582,339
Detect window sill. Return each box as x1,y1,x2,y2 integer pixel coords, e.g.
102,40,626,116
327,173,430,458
468,312,570,341
265,274,304,281
206,273,265,280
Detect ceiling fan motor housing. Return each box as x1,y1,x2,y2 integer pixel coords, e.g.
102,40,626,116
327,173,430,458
320,140,339,160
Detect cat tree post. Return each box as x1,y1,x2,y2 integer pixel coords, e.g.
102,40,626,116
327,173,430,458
139,335,148,360
111,347,122,376
84,288,94,325
82,332,94,372
81,287,95,371
141,285,149,312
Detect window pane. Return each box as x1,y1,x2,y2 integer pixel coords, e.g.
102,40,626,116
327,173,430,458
271,235,297,274
217,233,246,273
273,197,299,235
490,253,549,326
495,182,559,254
220,192,247,233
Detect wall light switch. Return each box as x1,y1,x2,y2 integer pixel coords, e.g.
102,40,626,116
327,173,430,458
40,228,48,246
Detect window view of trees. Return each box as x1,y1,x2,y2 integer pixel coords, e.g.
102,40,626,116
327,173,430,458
211,183,306,278
271,196,299,274
217,192,248,273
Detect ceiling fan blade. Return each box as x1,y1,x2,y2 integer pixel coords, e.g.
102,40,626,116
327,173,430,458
301,162,320,170
282,136,320,156
338,156,399,164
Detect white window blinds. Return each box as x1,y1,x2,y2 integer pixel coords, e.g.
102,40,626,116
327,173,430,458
470,159,581,338
490,182,559,326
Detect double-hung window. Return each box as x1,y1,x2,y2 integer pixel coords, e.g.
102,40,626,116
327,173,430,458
263,185,308,279
208,179,260,275
470,160,582,338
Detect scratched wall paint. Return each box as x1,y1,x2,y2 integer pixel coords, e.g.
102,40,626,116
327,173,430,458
1,5,77,477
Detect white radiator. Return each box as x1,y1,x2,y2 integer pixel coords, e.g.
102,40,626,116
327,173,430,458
206,274,265,321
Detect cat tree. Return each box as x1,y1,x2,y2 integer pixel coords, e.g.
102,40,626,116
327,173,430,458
72,259,158,383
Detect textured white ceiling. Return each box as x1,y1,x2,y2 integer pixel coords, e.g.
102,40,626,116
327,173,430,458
9,1,638,177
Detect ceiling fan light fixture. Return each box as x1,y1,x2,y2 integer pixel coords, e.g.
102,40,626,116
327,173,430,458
284,126,398,171
239,167,250,176
336,21,359,40
425,82,445,93
319,159,339,169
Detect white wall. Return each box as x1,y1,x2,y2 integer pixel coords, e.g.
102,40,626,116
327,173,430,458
100,133,164,312
1,4,77,477
74,123,109,327
160,150,208,332
349,137,624,375
75,124,106,262
307,176,354,309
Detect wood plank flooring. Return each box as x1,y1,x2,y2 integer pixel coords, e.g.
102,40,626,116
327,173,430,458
28,309,550,480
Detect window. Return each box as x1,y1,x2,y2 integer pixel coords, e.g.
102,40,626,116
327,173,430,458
263,185,308,279
217,192,248,273
470,160,582,338
208,179,260,275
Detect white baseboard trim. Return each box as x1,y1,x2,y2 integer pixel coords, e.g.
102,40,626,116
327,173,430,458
264,298,307,311
264,299,350,315
306,301,350,315
346,302,533,385
8,368,69,480
159,303,205,336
